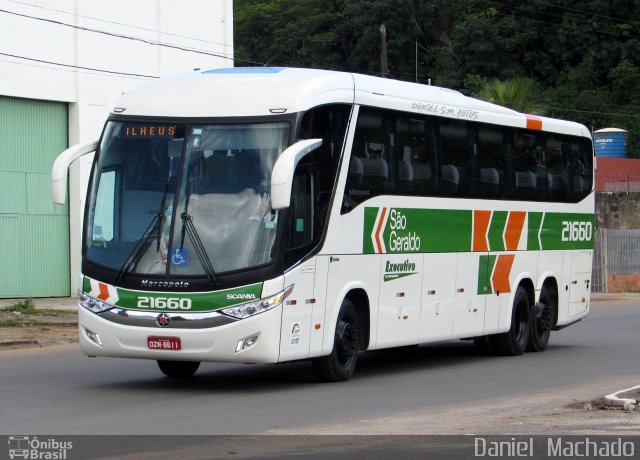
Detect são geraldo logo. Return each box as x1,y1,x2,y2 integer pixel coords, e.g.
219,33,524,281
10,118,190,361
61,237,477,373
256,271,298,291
371,208,421,254
8,436,73,459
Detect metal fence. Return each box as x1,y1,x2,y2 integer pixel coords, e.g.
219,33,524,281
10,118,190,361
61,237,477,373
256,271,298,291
592,228,640,292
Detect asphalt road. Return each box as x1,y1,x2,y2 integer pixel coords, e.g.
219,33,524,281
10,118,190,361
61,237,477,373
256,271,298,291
0,299,638,443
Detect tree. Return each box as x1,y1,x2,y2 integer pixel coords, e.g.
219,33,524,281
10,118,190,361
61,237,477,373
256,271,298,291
234,0,640,155
471,78,554,115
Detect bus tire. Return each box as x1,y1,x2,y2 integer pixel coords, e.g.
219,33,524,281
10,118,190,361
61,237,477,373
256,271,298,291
157,360,200,378
492,286,530,356
312,298,360,382
527,285,556,352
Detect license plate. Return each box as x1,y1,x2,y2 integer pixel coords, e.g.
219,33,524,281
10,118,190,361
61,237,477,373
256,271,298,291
147,336,181,350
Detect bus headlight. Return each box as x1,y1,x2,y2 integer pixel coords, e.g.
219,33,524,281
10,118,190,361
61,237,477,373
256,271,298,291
221,285,293,320
78,290,115,313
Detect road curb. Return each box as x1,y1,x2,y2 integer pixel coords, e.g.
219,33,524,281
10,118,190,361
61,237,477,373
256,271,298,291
1,339,39,346
604,384,639,411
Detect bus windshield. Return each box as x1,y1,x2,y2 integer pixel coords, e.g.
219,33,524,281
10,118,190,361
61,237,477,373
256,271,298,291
85,120,290,278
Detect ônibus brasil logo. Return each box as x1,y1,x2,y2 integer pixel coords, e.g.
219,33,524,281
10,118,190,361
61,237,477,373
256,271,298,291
371,208,421,254
8,436,73,459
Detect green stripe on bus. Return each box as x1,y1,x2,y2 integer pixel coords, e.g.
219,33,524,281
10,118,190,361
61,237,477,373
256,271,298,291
363,207,378,254
113,283,264,312
364,207,593,254
365,207,473,253
487,211,508,251
540,213,595,250
82,276,91,293
477,254,497,295
527,212,544,250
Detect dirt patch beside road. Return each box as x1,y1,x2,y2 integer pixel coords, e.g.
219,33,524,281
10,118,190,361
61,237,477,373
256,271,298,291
0,325,78,350
0,306,77,350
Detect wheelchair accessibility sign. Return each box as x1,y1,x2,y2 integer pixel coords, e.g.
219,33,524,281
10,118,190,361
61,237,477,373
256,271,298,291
171,248,189,266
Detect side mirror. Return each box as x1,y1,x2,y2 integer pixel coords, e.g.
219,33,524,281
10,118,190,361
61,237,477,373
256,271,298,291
51,140,99,204
270,138,322,210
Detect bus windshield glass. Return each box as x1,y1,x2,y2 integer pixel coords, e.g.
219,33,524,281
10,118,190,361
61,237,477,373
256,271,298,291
85,120,290,277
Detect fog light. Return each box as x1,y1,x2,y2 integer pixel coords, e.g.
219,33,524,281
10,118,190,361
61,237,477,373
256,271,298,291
235,335,258,353
85,328,102,346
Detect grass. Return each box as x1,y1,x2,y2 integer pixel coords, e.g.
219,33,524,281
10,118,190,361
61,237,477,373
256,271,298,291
2,298,67,316
0,316,76,327
0,318,42,327
0,298,76,327
4,298,37,312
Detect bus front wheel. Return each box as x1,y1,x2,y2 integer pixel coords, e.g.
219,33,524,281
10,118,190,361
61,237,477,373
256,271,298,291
312,299,360,382
492,286,530,356
157,360,200,378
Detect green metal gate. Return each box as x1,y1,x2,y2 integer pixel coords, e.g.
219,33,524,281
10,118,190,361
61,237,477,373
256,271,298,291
0,95,69,297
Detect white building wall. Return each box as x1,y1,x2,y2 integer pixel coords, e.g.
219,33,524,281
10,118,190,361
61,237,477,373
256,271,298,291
0,0,234,294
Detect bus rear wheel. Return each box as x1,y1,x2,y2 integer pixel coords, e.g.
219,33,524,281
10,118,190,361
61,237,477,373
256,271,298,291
157,360,200,378
527,285,556,352
492,286,530,356
312,299,360,382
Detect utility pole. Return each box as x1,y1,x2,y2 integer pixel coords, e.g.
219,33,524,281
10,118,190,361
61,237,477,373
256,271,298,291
380,24,388,78
415,40,418,82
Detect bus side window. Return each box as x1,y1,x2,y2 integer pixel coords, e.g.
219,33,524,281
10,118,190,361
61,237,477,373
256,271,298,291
91,169,117,244
571,137,593,202
512,131,540,200
546,135,567,201
396,114,437,196
286,168,315,250
343,108,395,210
578,137,594,199
298,103,351,222
439,119,470,196
477,125,505,198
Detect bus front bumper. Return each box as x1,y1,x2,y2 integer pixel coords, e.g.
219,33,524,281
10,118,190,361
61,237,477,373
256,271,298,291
77,305,282,363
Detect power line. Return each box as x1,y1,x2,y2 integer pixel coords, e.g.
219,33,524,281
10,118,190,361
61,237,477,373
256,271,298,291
0,52,159,78
548,107,640,118
0,57,154,80
2,0,234,49
0,8,265,66
529,0,640,26
495,9,640,40
486,1,640,39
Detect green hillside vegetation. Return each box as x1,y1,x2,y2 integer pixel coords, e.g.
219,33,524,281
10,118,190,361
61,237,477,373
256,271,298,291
235,0,640,154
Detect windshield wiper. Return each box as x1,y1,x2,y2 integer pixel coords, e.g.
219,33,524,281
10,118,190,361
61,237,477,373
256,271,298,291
115,183,170,283
156,182,169,251
114,213,161,283
179,182,218,285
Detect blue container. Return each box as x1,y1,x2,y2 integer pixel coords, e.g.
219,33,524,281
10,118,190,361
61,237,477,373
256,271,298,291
593,128,628,157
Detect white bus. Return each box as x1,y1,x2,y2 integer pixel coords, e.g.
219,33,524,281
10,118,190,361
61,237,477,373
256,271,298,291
52,68,594,381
